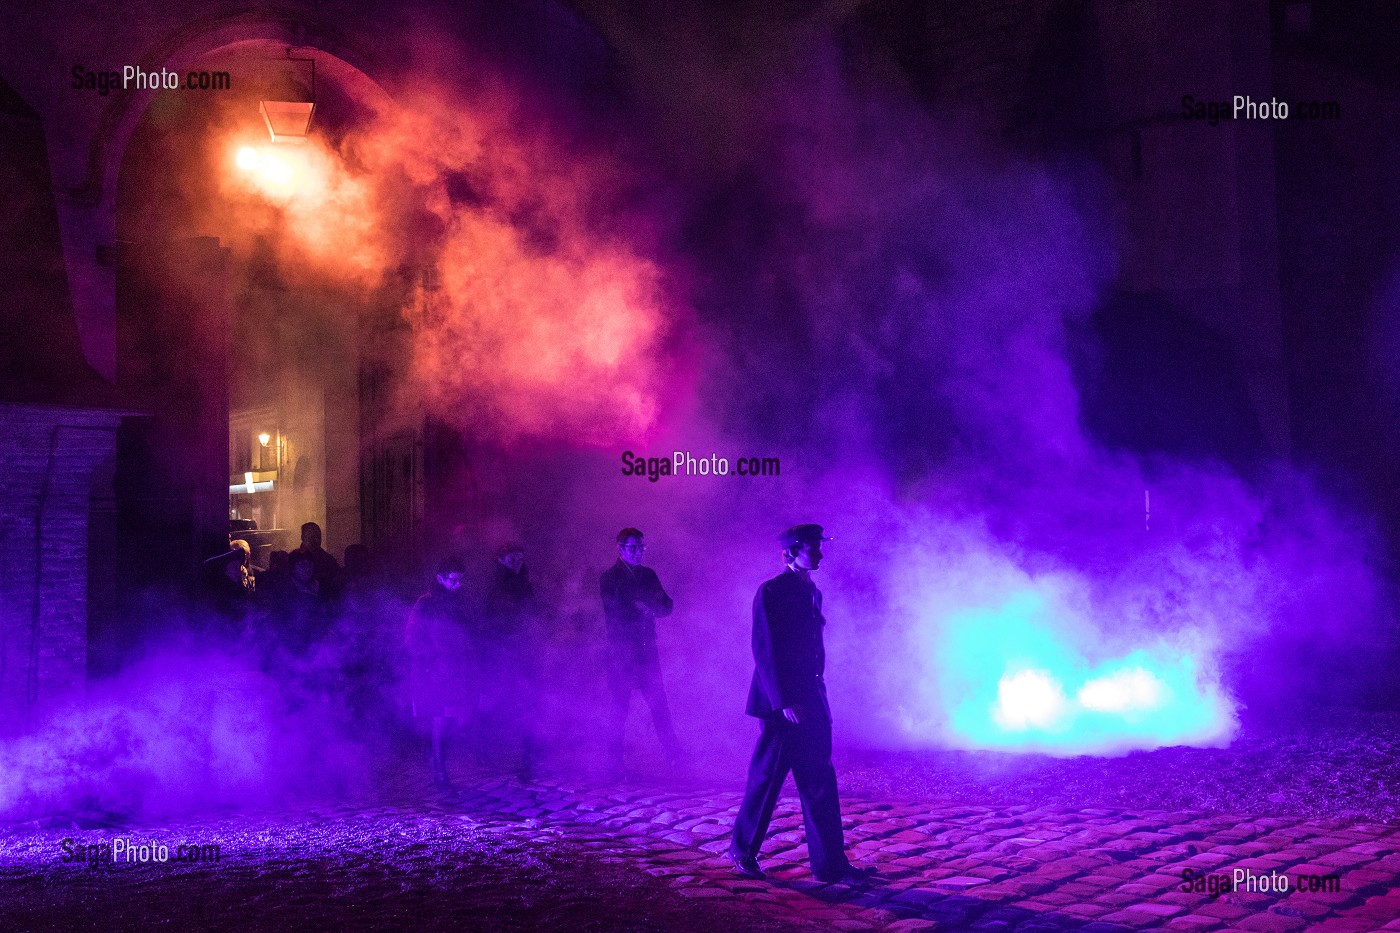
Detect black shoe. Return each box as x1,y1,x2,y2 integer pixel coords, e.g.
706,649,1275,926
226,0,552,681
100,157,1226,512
727,848,766,879
815,862,877,884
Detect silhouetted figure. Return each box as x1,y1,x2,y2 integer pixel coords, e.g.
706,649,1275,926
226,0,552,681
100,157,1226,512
406,557,472,787
204,539,254,638
729,525,873,884
338,543,393,723
257,549,291,602
342,543,373,597
599,527,683,773
278,550,332,654
290,521,342,599
481,543,540,778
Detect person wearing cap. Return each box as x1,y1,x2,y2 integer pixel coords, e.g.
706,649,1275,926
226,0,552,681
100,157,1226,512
599,527,684,774
728,524,874,884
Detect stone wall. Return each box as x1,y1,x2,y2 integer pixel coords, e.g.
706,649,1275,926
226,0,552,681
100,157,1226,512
0,404,120,731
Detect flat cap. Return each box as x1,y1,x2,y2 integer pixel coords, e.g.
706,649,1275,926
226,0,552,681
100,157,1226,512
778,524,831,548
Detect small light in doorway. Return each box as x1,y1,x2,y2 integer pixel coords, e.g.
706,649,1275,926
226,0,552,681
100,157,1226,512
258,432,272,447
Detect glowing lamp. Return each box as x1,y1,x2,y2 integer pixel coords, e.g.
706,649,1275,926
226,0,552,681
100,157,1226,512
257,432,271,446
260,100,315,144
233,145,294,189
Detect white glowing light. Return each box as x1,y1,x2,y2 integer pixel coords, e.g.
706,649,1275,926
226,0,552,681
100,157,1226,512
258,152,293,186
230,471,275,495
992,669,1068,730
234,145,295,191
1079,668,1166,713
257,432,271,446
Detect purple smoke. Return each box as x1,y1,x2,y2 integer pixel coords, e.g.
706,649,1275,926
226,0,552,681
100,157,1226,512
0,637,372,822
5,22,1394,823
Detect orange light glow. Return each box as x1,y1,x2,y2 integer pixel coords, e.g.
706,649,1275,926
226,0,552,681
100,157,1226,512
222,137,384,279
217,82,687,445
232,145,294,190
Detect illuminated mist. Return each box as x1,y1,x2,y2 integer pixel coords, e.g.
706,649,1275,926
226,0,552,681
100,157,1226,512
2,22,1385,829
222,83,684,446
213,39,1386,761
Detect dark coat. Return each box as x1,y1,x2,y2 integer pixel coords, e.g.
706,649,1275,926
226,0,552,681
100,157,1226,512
599,560,673,668
480,564,540,702
404,585,472,716
484,565,536,637
290,546,343,598
745,568,828,719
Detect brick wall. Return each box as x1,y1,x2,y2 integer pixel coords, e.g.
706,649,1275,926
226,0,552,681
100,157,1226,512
0,403,120,731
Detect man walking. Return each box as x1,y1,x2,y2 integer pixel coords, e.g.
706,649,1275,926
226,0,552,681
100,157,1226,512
729,524,873,883
600,527,684,774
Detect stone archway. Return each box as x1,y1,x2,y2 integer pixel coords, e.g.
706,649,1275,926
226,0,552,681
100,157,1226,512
91,3,632,664
108,36,404,656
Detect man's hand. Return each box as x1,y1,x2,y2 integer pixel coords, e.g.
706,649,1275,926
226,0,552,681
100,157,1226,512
633,599,651,614
781,707,802,724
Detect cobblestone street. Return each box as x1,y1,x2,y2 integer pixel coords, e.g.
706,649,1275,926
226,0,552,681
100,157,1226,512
6,751,1400,932
448,770,1400,932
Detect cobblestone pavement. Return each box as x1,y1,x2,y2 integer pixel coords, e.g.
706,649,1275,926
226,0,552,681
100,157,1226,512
836,710,1400,825
445,769,1400,933
6,762,1400,931
0,788,825,933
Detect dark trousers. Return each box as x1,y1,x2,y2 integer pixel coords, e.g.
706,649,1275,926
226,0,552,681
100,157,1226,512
731,703,850,880
608,651,681,762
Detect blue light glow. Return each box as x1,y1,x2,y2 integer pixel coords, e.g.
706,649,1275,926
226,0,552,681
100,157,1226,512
930,589,1235,755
